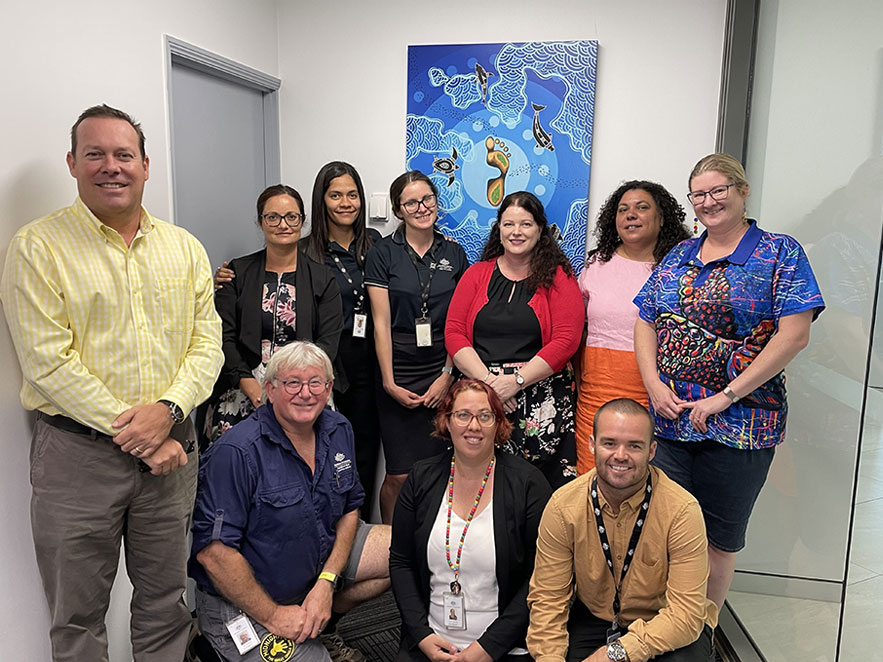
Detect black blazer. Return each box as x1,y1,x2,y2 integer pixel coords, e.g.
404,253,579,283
211,247,344,398
390,450,552,661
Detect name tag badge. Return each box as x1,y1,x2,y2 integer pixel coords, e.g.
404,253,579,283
225,613,259,654
606,624,624,644
443,592,466,630
415,317,433,347
353,313,367,338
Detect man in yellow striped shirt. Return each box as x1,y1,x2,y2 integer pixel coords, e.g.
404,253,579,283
0,104,223,662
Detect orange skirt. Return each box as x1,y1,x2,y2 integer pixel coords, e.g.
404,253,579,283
575,346,649,473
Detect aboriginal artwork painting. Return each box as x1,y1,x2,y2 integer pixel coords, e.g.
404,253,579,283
406,40,598,271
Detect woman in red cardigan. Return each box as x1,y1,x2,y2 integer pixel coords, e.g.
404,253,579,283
445,191,583,487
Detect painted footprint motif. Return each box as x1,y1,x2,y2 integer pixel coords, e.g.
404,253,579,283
485,136,511,206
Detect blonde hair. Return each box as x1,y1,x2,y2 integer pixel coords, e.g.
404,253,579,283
689,153,749,192
264,341,333,384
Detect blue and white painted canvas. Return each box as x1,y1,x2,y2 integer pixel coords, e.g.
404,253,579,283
406,40,597,271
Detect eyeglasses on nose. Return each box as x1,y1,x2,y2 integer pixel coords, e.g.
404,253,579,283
449,409,496,427
277,378,330,395
687,184,734,205
401,194,438,213
262,212,305,227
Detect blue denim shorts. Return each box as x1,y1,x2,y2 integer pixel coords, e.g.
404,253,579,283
652,437,775,552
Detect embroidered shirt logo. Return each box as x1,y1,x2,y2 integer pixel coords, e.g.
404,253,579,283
436,258,454,272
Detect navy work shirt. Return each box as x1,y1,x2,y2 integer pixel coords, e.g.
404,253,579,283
189,405,365,604
364,225,469,341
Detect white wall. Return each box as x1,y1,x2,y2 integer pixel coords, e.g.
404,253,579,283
0,2,279,660
276,0,727,235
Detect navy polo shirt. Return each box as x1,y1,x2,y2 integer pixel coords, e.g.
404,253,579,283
364,225,469,341
325,228,382,331
189,405,365,604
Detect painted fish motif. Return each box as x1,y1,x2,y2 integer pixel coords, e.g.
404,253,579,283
475,63,495,105
531,102,554,152
433,146,460,186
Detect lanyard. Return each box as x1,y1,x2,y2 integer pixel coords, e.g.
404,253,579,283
590,473,653,618
329,250,365,314
445,454,495,590
404,241,437,318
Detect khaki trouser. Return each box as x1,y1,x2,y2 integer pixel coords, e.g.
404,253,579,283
30,416,198,662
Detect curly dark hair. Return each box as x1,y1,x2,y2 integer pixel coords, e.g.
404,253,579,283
304,161,374,268
479,191,573,290
588,180,690,266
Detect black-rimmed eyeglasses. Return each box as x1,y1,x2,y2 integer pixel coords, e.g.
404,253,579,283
687,184,734,205
262,212,305,227
401,194,438,214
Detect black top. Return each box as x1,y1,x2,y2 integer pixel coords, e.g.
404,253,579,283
389,450,552,661
211,247,344,397
324,227,382,332
364,226,469,343
473,265,542,364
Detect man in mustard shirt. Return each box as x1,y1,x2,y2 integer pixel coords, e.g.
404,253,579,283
527,399,717,662
1,104,223,661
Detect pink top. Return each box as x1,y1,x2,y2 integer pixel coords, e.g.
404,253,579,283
445,259,584,372
579,253,653,351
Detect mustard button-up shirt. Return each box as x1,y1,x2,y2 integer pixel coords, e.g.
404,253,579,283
1,197,223,436
527,467,717,662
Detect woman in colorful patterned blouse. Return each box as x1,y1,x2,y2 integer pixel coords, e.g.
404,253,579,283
446,191,583,488
574,181,690,474
634,153,825,609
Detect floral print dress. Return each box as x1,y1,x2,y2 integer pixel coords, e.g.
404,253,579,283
204,271,297,442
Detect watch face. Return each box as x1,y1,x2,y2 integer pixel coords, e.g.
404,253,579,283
515,373,525,385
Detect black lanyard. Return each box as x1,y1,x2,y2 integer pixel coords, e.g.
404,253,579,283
590,473,653,618
404,241,437,318
329,250,365,314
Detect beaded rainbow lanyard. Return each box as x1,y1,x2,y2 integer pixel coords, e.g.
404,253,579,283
445,454,495,592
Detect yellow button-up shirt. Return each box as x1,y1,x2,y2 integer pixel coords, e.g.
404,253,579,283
1,197,223,436
527,466,717,662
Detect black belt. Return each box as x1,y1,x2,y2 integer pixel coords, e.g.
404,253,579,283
39,412,114,440
37,412,188,472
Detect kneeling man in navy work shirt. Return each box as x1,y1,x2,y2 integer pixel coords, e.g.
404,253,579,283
190,341,390,662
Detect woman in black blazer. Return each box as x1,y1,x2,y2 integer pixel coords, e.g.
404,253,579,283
390,379,552,662
202,184,343,444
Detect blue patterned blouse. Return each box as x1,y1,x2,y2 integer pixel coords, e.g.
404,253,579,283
634,220,825,450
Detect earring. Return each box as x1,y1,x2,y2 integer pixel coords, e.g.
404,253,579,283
693,217,699,234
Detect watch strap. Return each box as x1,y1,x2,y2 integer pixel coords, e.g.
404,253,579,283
722,385,740,403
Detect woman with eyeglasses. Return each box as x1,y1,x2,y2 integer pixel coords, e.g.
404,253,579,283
445,191,583,488
202,184,343,444
633,153,825,610
365,171,469,523
390,379,551,662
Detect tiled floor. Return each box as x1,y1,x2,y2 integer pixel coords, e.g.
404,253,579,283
727,415,883,661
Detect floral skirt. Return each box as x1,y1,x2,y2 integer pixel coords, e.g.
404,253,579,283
491,364,578,488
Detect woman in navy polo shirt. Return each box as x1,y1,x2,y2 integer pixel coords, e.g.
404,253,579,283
365,171,469,523
634,153,825,610
304,161,383,519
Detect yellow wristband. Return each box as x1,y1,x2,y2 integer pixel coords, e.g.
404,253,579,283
319,571,340,590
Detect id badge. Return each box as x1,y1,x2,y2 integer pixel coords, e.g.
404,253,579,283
606,624,624,644
443,592,466,630
225,613,259,654
415,317,433,347
353,313,367,338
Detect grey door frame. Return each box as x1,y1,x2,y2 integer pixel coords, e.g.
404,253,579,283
165,35,282,224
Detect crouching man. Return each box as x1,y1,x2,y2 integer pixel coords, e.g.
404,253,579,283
190,341,390,662
527,399,717,662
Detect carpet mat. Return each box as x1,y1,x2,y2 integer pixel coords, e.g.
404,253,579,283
337,590,402,661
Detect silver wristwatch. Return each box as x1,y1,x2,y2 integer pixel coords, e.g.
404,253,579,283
159,399,186,425
607,640,628,662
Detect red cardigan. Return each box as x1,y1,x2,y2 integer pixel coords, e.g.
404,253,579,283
445,259,584,372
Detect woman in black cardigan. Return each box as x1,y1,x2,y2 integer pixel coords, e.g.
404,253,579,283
390,379,551,662
202,184,343,444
